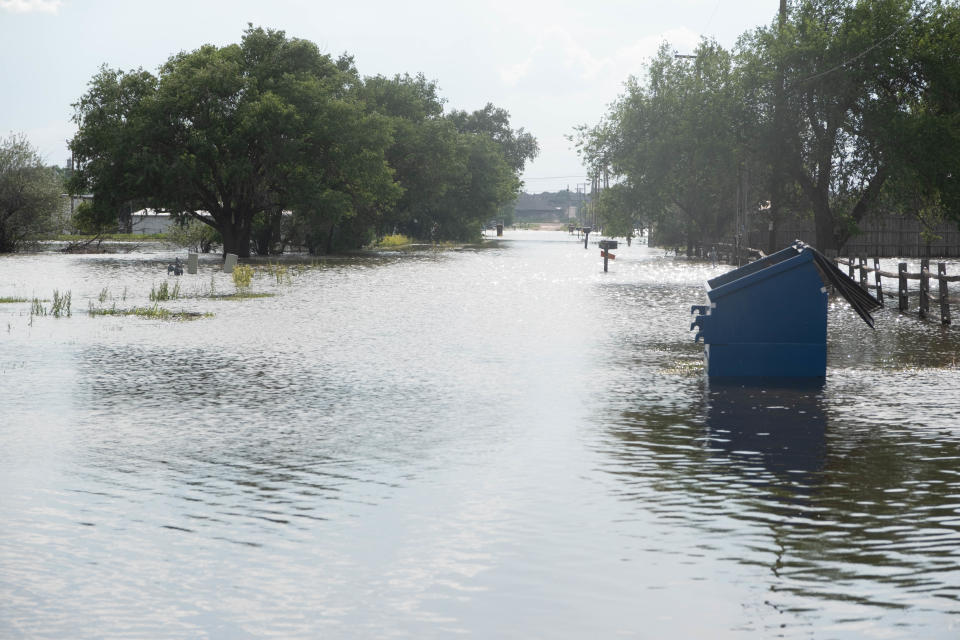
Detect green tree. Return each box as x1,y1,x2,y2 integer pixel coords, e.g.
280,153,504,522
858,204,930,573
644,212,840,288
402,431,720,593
0,134,62,253
596,183,641,241
360,76,536,243
70,200,116,236
880,1,960,234
745,0,930,251
447,103,540,174
435,132,520,240
358,73,459,240
70,26,399,257
577,41,746,253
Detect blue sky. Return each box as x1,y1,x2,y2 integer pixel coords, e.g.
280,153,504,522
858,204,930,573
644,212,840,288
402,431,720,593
1,0,779,193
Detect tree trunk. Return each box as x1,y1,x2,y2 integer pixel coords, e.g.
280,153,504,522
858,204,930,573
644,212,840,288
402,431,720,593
218,218,252,258
324,222,337,255
814,206,836,253
796,169,837,252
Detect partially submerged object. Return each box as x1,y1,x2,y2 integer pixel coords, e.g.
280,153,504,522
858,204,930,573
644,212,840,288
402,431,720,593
690,241,881,377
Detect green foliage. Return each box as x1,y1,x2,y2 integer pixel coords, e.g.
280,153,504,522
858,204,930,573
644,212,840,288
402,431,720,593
595,184,639,240
166,217,221,253
377,233,412,247
69,27,539,255
740,0,932,250
577,0,960,253
447,103,540,174
259,261,291,285
71,200,117,236
0,297,28,303
0,134,62,252
358,75,536,244
70,26,398,258
576,41,744,252
149,280,181,302
88,302,211,321
51,290,71,317
231,264,254,296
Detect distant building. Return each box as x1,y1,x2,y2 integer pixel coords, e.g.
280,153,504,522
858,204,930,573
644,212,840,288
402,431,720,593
513,191,587,223
130,208,176,235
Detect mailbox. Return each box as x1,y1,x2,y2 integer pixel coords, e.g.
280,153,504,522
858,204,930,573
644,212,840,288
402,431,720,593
690,241,880,377
599,240,618,250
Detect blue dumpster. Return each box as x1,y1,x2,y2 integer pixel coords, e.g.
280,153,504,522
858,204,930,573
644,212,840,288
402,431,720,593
690,241,880,377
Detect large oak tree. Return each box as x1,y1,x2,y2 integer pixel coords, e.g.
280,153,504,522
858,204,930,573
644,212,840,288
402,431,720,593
70,26,398,257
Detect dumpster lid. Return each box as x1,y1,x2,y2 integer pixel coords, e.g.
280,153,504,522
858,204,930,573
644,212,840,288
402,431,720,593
803,243,881,329
708,241,881,328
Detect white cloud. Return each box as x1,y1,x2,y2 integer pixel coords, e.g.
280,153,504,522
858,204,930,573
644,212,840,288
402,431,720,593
497,24,700,93
0,0,63,14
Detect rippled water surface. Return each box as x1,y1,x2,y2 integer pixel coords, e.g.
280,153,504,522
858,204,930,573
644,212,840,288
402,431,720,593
2,231,959,638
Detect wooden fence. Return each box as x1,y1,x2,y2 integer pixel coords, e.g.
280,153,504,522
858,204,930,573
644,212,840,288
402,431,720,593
755,216,960,258
836,256,959,325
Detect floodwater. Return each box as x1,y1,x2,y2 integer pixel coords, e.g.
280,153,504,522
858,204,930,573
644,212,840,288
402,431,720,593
1,231,959,639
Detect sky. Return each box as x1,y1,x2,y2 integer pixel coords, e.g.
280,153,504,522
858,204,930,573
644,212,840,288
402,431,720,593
0,0,780,193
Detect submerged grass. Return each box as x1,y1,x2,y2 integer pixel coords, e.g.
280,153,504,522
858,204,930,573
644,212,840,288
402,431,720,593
51,290,71,317
261,262,291,285
210,292,275,300
0,297,29,303
150,280,181,302
232,264,253,295
87,301,211,321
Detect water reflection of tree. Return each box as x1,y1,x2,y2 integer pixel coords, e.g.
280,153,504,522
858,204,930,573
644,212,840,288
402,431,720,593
829,305,960,370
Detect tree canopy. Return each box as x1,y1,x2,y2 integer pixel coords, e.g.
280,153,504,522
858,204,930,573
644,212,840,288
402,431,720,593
69,26,537,256
576,0,960,253
0,134,62,253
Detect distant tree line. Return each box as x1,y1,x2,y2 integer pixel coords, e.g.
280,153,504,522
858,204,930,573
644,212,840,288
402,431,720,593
575,0,960,254
67,26,538,257
0,134,62,253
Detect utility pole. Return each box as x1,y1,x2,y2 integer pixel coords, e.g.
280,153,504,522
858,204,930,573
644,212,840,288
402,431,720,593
769,0,788,254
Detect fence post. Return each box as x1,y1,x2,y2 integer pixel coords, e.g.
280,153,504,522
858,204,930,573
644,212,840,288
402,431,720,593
859,255,868,290
939,262,951,325
848,252,855,280
920,258,930,319
873,257,884,306
898,262,908,312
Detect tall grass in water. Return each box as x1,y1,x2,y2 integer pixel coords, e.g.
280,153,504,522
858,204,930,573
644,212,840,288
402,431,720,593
51,290,71,317
263,262,290,285
232,264,254,296
88,301,212,321
29,291,71,318
150,280,181,302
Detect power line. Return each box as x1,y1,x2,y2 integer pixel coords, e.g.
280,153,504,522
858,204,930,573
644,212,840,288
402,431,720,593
701,0,723,38
793,12,922,88
523,175,589,180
